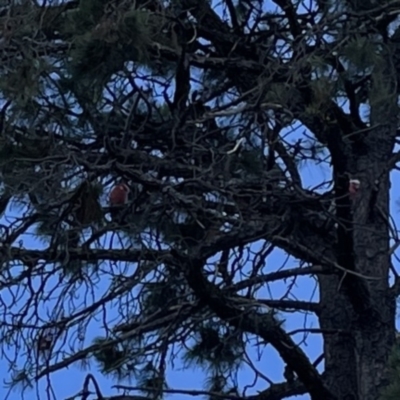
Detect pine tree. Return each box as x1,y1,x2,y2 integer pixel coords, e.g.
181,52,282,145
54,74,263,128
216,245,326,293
1,0,400,399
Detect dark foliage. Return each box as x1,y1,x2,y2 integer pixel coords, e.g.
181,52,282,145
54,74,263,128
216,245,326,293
0,0,400,400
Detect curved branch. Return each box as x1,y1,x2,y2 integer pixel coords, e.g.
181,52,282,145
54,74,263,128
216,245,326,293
181,257,337,400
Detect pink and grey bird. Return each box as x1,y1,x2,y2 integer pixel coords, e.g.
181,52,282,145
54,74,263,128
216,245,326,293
109,183,130,206
349,179,360,199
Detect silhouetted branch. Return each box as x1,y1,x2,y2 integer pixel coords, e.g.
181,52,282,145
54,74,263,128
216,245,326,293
181,256,337,400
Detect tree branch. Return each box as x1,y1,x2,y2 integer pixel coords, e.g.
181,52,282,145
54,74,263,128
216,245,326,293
181,257,337,400
257,299,320,314
247,379,306,400
227,266,327,293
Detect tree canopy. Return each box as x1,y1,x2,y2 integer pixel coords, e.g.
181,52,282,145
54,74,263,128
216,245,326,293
1,0,400,399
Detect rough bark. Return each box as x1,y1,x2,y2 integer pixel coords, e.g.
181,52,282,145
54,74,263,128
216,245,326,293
1,1,400,399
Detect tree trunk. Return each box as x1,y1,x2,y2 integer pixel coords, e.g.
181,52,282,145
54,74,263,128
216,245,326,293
319,117,397,399
319,276,396,400
319,276,359,399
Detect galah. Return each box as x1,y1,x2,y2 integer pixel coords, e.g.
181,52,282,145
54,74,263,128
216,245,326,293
109,183,130,206
349,179,360,199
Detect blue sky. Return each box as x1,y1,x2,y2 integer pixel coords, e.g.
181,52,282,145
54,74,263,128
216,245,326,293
0,156,324,400
1,1,400,400
2,127,398,400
